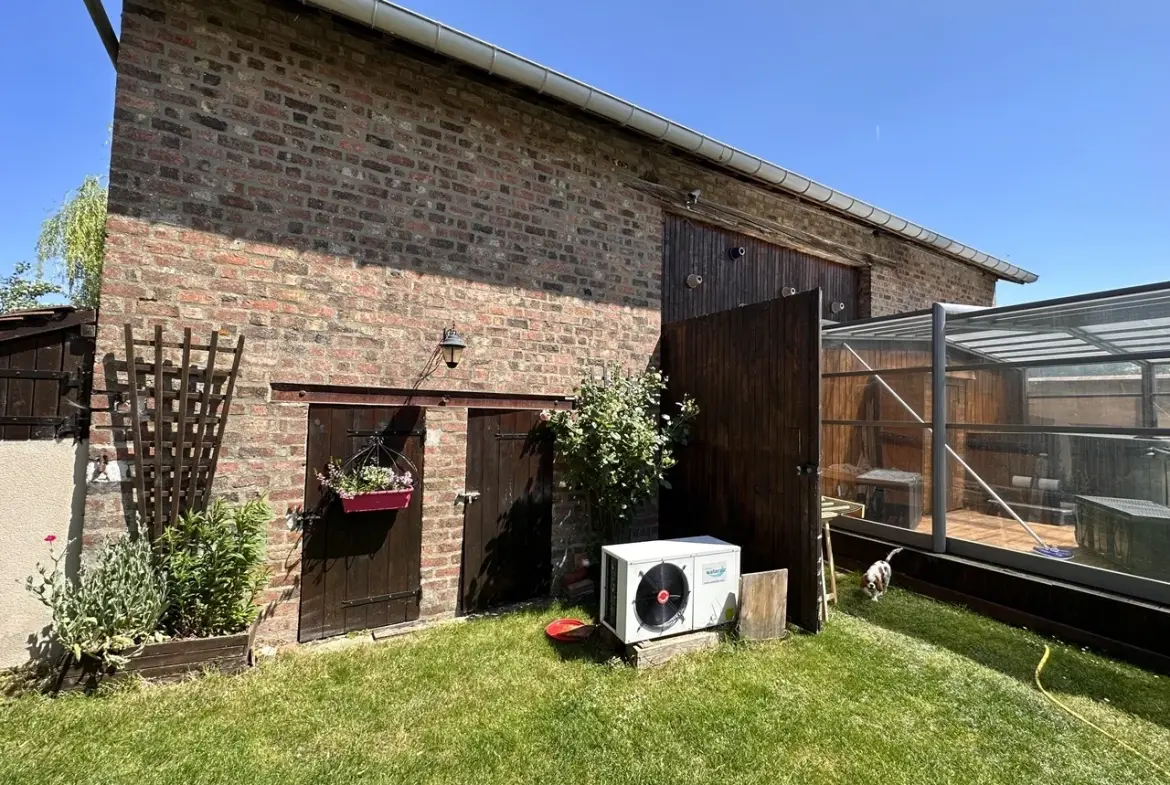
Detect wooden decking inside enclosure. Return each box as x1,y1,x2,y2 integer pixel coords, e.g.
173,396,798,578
935,508,1077,553
919,508,1127,571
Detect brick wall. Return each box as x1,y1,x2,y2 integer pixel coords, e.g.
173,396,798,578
417,407,466,619
869,258,997,316
90,0,1001,641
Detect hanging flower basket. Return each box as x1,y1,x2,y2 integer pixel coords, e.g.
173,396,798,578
340,488,414,513
317,436,418,516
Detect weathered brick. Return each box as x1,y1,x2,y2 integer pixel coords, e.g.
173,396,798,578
90,0,1000,644
191,113,228,131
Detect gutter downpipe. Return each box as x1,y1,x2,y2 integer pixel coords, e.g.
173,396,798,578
83,0,119,67
300,0,1038,286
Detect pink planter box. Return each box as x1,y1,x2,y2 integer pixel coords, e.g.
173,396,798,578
340,489,414,513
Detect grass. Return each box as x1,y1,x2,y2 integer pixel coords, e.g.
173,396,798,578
2,582,1169,785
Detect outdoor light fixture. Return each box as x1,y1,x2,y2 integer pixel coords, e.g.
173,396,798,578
831,302,846,314
439,327,467,369
781,286,796,297
686,274,703,289
728,246,746,260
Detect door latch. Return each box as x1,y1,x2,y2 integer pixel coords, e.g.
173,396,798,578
796,463,820,477
456,490,481,504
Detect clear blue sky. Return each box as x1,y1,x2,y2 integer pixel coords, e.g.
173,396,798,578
3,1,1167,305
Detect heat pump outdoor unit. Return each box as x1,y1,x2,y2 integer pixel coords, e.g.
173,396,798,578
600,536,741,645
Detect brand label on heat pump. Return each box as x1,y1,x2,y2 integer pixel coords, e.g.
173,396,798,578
702,561,727,583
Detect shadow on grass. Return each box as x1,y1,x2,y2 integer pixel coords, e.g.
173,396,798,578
536,602,624,664
0,662,53,699
834,573,1170,731
545,634,622,664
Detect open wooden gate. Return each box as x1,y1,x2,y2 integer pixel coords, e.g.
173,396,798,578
460,410,553,614
660,290,824,631
298,405,424,641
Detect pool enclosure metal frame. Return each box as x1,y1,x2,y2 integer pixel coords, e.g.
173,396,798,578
822,280,1170,606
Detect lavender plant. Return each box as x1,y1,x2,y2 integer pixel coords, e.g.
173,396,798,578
26,535,168,668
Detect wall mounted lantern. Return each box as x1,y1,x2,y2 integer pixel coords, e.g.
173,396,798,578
439,327,467,369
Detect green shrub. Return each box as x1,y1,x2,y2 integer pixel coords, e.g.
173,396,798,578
26,535,168,668
157,498,272,638
545,367,698,542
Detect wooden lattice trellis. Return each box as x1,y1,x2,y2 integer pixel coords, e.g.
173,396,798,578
122,325,244,539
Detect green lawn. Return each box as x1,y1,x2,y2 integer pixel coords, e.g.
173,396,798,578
2,582,1169,785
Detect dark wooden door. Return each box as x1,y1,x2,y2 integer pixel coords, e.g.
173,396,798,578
460,410,553,614
298,405,424,642
660,290,824,632
662,214,860,325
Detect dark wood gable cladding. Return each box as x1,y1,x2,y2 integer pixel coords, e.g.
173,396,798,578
662,214,861,325
660,290,824,632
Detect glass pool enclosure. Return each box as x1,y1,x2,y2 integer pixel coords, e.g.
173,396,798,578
822,281,1170,605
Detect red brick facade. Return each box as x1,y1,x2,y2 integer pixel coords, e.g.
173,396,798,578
89,0,1001,641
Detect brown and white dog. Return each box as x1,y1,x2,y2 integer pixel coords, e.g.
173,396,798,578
861,548,903,600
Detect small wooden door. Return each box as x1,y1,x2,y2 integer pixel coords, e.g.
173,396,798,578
460,410,553,614
298,405,424,642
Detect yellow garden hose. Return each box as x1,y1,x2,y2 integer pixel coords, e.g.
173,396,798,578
1034,646,1169,778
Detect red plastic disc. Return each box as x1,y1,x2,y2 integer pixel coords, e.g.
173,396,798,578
656,589,670,605
545,618,594,642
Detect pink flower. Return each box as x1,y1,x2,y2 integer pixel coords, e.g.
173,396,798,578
44,535,57,543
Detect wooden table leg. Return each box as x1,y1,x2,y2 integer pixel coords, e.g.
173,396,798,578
823,520,838,605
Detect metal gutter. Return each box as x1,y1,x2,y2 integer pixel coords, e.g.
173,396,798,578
302,0,1038,284
83,0,119,67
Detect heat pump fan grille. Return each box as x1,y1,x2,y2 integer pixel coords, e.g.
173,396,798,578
634,563,689,629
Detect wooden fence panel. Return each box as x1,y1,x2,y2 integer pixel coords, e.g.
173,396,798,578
660,290,823,631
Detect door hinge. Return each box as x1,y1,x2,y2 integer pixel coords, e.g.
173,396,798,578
797,463,820,477
64,368,92,390
456,490,481,504
340,587,421,609
348,427,426,438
